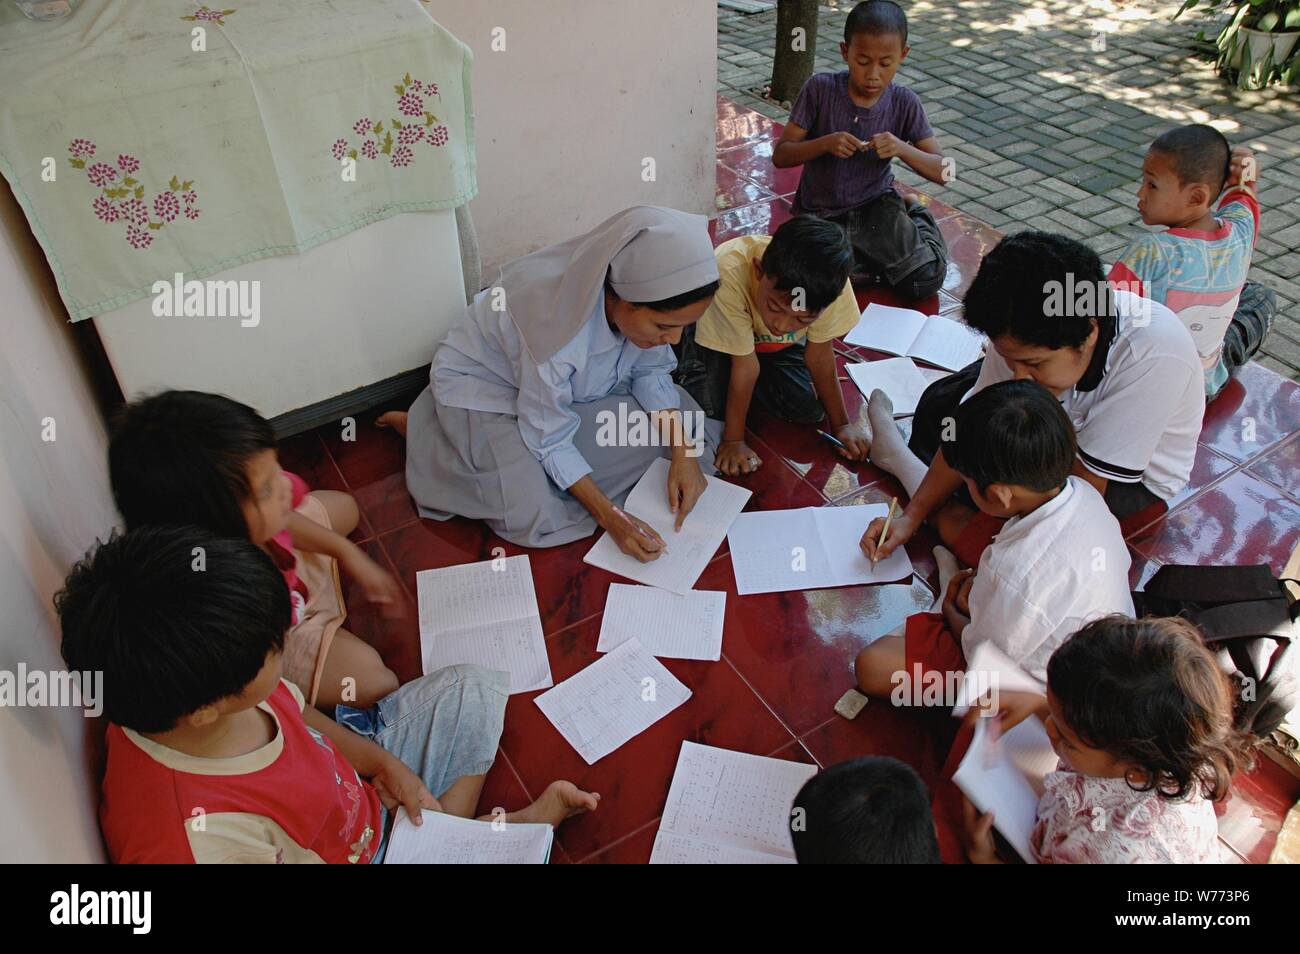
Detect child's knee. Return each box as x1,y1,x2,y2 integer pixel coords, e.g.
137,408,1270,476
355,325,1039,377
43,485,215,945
352,666,400,708
854,643,888,695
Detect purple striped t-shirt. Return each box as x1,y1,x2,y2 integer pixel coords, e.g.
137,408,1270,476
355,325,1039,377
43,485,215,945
789,72,932,218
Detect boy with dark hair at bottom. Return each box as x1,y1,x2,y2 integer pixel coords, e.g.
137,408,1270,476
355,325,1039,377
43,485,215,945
862,231,1203,570
773,0,949,300
855,380,1133,693
58,526,597,864
673,215,869,475
1108,123,1275,399
791,756,941,863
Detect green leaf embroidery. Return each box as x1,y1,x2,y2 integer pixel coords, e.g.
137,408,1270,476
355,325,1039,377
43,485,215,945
382,132,393,155
222,8,236,13
149,222,163,230
373,121,383,134
69,158,85,168
424,112,434,125
135,186,145,199
169,175,180,191
181,15,196,21
403,72,412,86
395,85,405,95
348,149,358,160
123,177,136,186
393,119,403,129
181,180,193,191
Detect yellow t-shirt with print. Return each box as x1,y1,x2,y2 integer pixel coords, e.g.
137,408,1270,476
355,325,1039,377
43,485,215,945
694,234,859,356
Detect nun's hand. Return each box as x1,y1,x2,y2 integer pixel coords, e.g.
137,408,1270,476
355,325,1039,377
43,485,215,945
667,456,707,532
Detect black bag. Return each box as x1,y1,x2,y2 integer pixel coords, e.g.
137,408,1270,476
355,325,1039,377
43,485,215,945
1132,564,1299,738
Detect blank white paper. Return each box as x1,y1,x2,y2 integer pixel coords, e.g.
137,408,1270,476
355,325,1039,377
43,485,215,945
596,584,726,661
583,457,752,595
534,638,691,764
416,555,553,694
844,302,929,355
649,741,817,864
846,357,945,417
383,810,552,864
726,503,914,595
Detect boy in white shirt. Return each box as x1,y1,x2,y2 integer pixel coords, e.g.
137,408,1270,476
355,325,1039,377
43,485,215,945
855,380,1134,693
861,231,1203,570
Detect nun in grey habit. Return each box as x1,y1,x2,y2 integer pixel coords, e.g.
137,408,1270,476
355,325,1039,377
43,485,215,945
400,206,723,553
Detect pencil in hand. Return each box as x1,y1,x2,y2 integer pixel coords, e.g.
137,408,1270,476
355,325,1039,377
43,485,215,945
872,497,897,569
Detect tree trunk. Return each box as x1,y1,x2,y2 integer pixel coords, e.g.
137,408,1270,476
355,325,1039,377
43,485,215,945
770,0,819,105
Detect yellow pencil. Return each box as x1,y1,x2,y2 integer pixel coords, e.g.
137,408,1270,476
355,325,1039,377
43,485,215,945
872,497,897,569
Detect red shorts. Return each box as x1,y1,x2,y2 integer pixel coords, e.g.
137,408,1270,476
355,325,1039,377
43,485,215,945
903,612,967,682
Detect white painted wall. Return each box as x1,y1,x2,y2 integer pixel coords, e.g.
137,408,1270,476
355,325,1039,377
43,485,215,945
431,0,718,274
94,209,466,418
0,183,116,863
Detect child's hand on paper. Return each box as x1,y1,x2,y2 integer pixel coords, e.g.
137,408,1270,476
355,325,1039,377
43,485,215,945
343,549,406,618
823,131,869,159
667,456,707,531
833,423,871,461
370,754,442,823
961,795,1003,864
604,506,666,562
965,688,1049,734
716,439,763,476
859,511,915,562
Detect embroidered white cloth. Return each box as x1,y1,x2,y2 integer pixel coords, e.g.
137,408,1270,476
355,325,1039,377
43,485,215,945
0,0,475,321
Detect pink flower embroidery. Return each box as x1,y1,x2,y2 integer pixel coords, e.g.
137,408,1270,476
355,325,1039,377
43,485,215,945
353,118,372,136
361,139,378,159
153,191,181,223
183,191,198,206
397,125,424,145
425,82,439,96
182,6,236,26
87,162,119,187
69,139,96,160
391,145,413,167
92,196,119,223
117,154,140,174
397,92,424,116
184,206,201,220
331,138,349,161
428,125,449,147
120,198,149,225
126,224,153,250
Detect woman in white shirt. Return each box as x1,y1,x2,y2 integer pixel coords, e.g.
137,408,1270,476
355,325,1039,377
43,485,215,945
380,206,721,557
860,231,1203,568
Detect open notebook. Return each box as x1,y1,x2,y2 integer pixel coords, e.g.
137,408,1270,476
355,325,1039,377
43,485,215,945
845,356,948,417
583,457,752,595
650,742,817,864
950,645,1058,863
383,811,553,864
844,302,985,371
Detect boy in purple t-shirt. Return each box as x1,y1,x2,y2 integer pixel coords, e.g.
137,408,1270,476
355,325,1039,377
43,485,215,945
774,1,949,301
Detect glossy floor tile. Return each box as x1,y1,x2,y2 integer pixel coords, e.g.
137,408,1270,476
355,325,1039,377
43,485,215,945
277,95,1300,864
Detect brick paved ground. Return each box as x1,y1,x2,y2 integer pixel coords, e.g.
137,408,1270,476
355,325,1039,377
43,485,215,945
717,0,1300,379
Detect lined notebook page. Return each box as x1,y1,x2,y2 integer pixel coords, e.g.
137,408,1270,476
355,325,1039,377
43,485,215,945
534,638,691,764
583,457,752,594
596,584,726,661
416,555,552,693
384,811,552,864
846,357,945,417
650,742,817,864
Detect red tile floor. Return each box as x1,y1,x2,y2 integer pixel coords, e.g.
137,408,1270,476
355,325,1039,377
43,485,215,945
279,95,1300,864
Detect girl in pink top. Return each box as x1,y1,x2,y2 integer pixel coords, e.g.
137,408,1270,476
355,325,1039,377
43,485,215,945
109,390,401,709
964,615,1251,864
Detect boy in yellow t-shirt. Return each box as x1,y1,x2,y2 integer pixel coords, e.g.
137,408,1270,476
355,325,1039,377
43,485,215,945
673,215,867,475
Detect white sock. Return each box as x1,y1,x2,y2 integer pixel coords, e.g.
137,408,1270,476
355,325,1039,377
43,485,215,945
867,390,928,498
931,545,960,612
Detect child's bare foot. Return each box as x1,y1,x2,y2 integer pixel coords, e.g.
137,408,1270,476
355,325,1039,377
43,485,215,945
497,781,600,828
376,411,408,438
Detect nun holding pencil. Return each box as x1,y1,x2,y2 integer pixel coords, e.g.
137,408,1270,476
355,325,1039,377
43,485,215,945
384,206,723,560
